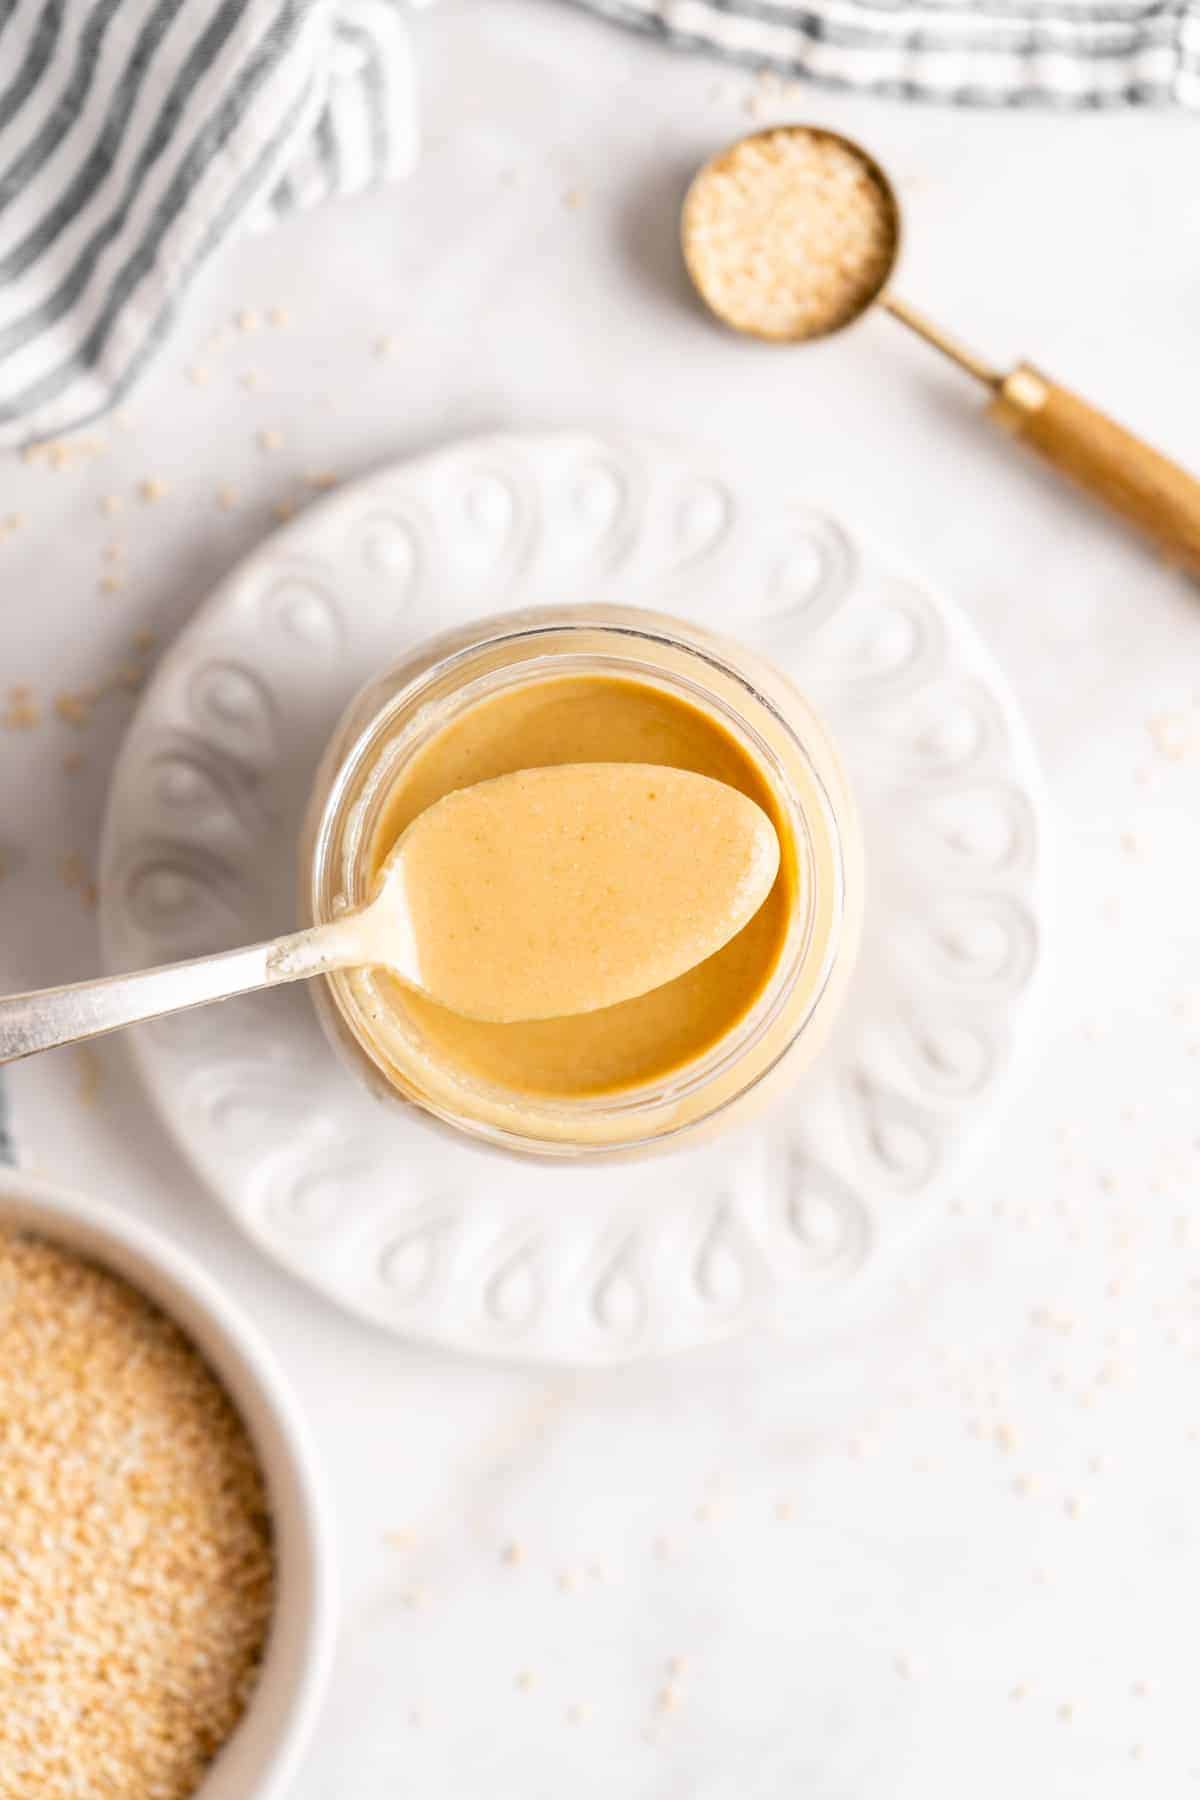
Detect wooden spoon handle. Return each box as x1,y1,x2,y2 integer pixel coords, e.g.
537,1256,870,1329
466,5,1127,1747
989,363,1200,574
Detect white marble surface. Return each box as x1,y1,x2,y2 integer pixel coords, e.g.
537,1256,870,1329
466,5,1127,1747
2,3,1199,1793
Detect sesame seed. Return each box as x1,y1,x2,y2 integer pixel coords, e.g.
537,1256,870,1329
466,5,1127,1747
267,305,289,327
1057,1703,1074,1724
502,1540,524,1566
0,1230,273,1798
138,477,168,504
257,429,284,453
236,308,260,333
515,1670,535,1692
683,128,896,342
3,687,40,729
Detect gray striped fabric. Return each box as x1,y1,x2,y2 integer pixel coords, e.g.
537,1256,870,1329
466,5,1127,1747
0,0,420,448
572,0,1200,106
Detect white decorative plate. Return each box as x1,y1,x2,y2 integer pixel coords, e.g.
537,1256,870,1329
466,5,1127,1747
100,431,1048,1364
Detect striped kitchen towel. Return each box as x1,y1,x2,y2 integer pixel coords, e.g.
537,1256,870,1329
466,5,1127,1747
572,0,1200,107
0,0,423,449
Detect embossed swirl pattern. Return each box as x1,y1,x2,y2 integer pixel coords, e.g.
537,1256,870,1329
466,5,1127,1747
101,433,1045,1363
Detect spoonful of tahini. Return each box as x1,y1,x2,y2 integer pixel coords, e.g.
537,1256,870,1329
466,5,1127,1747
0,763,781,1063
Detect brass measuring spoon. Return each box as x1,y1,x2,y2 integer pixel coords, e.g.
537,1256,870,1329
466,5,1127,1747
682,126,1200,575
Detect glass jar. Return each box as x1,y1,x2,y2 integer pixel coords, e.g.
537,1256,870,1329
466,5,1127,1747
301,605,862,1158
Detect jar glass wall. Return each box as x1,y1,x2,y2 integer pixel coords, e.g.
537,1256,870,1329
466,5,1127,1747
301,605,862,1158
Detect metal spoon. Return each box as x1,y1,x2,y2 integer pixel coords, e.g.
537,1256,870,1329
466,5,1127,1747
683,125,1200,574
0,764,780,1062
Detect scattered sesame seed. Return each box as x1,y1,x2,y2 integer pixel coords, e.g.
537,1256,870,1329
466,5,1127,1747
1013,1473,1037,1497
305,469,338,490
566,1702,592,1725
658,1683,682,1712
54,689,95,728
273,500,296,522
374,334,397,360
99,573,125,595
267,305,289,327
1149,713,1197,761
100,493,123,517
557,1568,580,1593
515,1670,535,1692
667,1655,688,1678
186,364,210,386
994,1423,1017,1453
502,1540,524,1566
216,483,240,512
775,1499,794,1521
1057,1703,1074,1724
239,369,261,390
236,308,260,333
1129,1743,1144,1761
1009,1683,1028,1702
76,1044,103,1106
563,186,585,209
401,1587,426,1611
383,1528,414,1549
138,477,168,504
1064,1496,1084,1519
3,687,40,729
257,428,284,453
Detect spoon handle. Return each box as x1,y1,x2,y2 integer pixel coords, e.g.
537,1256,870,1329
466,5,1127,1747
0,922,355,1065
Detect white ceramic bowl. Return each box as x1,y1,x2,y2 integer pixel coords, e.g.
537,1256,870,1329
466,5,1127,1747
0,1167,335,1800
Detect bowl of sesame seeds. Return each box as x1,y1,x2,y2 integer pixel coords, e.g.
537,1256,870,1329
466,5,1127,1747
0,1167,334,1800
